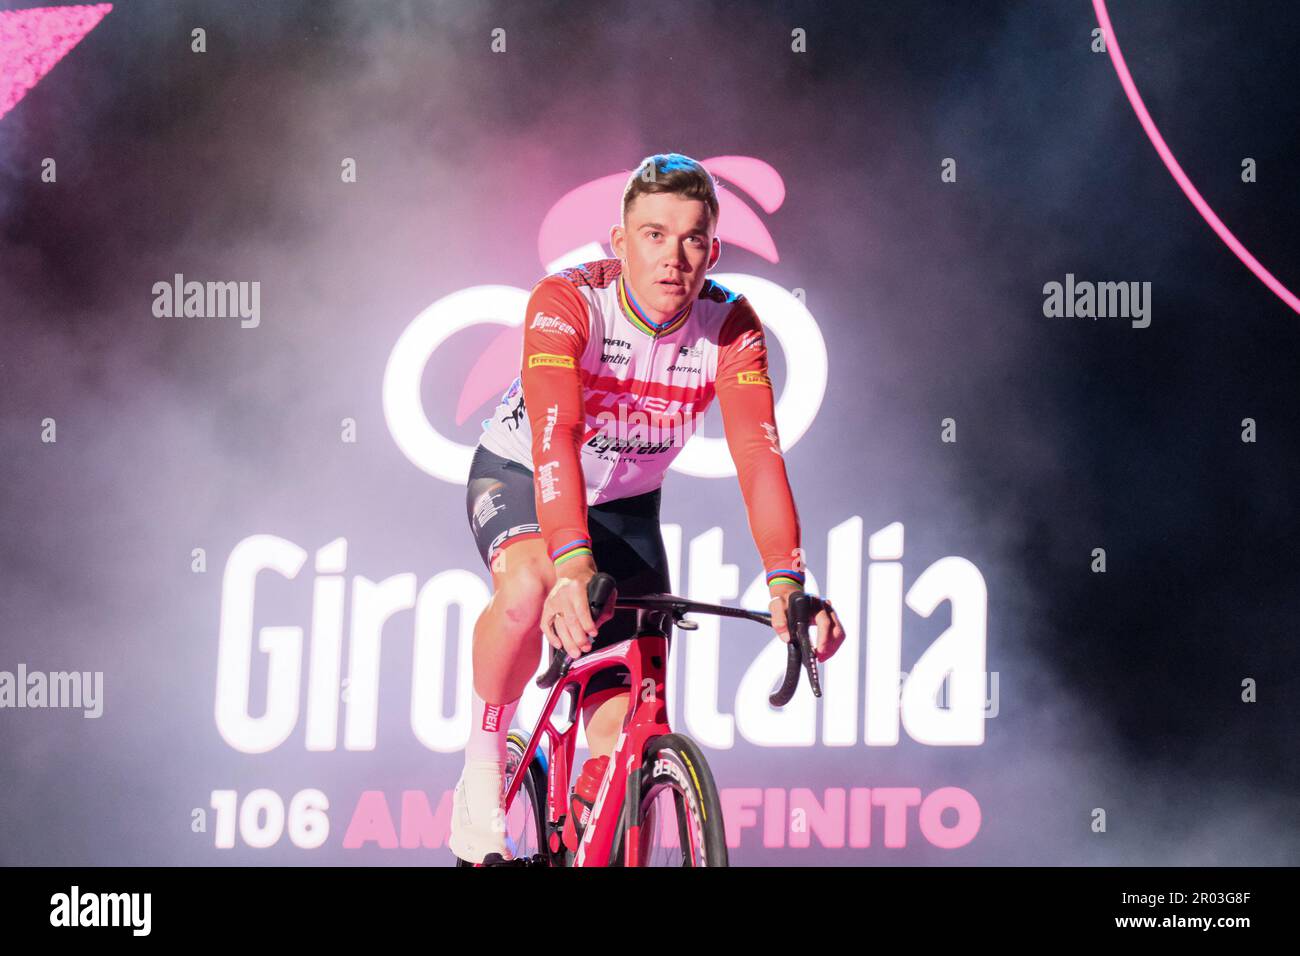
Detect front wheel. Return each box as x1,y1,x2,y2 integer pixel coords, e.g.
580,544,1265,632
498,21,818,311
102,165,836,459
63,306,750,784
455,729,551,867
612,733,729,867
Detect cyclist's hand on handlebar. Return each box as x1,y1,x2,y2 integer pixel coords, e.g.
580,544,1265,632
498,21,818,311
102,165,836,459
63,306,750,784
541,557,615,659
768,586,846,663
808,598,845,662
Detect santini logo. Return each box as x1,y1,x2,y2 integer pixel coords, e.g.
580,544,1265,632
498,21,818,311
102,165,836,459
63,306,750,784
1042,273,1151,328
49,886,151,936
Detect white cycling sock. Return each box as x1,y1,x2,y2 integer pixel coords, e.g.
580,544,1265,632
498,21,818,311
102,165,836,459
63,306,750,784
466,687,520,766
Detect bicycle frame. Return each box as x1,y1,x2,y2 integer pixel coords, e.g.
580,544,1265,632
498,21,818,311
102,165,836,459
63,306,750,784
504,608,674,867
498,581,826,867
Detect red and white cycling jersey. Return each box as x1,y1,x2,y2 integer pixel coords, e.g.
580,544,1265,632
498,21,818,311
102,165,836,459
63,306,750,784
478,257,804,588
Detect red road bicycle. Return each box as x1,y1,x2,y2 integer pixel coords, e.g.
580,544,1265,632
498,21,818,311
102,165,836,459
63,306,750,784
456,572,831,867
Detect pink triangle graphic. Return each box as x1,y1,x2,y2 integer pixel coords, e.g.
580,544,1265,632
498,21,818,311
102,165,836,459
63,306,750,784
0,3,112,122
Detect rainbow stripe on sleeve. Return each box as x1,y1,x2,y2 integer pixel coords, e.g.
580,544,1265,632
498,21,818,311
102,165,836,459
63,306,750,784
552,538,594,565
766,568,806,589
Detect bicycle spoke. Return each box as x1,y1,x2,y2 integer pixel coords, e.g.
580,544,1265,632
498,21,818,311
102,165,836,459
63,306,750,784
506,794,533,856
639,786,704,866
674,790,697,866
503,743,542,861
641,793,659,863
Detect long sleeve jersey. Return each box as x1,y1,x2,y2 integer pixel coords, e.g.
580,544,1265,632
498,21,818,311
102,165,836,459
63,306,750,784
478,257,805,589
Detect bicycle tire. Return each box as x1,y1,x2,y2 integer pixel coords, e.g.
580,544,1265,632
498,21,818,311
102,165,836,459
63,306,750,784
454,728,551,867
610,733,729,867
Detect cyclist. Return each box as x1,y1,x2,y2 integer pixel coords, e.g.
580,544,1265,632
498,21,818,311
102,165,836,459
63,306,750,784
454,152,845,864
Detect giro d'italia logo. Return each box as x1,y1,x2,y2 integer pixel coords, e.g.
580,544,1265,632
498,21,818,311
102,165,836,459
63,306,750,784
382,157,829,484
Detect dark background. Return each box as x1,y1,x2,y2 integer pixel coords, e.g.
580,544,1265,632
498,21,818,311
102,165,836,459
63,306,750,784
1,0,1297,864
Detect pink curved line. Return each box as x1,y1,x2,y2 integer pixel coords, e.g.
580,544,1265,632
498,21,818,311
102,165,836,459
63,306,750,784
455,325,520,425
0,3,113,122
701,155,786,213
1094,0,1300,315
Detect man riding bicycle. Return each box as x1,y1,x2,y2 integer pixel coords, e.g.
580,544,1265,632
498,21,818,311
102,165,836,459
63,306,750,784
454,152,845,864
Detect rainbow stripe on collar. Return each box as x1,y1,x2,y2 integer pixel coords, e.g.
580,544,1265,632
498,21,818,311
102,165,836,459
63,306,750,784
617,275,693,338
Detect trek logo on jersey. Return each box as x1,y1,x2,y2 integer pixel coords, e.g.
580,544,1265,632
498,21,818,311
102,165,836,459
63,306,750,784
738,330,765,352
737,370,771,386
528,353,576,369
481,703,503,732
541,404,558,451
530,312,577,336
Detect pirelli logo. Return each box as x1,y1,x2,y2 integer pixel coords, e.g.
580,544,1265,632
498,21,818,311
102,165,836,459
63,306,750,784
737,370,771,386
528,353,576,369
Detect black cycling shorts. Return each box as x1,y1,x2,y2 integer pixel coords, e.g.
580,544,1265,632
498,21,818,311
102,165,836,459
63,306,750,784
465,443,671,699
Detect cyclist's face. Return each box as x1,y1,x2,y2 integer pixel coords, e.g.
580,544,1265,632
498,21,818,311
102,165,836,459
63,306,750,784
613,193,719,316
